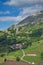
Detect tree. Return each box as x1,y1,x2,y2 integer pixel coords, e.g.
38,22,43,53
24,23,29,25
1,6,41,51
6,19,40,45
16,57,20,61
41,53,43,60
4,58,7,62
0,54,5,57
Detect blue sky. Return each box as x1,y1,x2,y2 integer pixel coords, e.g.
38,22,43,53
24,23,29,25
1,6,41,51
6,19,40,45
0,0,43,30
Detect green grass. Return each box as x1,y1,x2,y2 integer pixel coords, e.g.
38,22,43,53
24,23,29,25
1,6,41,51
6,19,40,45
23,40,43,64
0,50,23,65
7,50,23,58
23,56,41,64
0,23,43,64
0,57,4,65
24,40,43,54
0,39,43,64
0,50,23,61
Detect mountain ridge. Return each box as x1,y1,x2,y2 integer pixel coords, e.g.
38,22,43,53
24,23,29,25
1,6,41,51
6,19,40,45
18,10,43,26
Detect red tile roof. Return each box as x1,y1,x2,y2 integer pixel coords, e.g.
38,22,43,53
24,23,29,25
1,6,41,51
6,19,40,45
26,52,36,54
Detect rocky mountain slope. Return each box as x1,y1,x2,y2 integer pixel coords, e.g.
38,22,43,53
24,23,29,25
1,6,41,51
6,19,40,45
18,10,43,26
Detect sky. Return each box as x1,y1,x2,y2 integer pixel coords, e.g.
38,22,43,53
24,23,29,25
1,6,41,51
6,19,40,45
0,0,43,30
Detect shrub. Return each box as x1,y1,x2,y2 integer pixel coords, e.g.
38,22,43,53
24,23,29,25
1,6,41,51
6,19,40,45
16,57,20,61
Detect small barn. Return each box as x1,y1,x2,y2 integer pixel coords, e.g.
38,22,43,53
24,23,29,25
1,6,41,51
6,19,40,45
26,52,37,56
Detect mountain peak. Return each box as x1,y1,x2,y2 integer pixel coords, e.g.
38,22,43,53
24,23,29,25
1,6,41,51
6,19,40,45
18,10,43,26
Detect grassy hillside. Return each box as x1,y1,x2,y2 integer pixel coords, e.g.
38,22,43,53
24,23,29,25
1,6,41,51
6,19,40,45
0,10,43,65
0,23,43,65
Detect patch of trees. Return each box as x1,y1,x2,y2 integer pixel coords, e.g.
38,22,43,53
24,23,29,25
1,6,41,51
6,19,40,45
29,28,43,37
17,33,28,37
18,27,22,31
0,33,7,42
23,41,32,49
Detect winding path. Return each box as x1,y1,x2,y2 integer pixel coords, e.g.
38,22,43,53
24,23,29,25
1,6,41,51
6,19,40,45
21,49,25,60
20,49,31,64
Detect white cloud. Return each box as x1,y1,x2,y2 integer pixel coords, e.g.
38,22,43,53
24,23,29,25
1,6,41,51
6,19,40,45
3,0,43,6
2,0,43,23
0,17,18,22
0,10,28,22
0,16,24,22
0,4,43,23
0,7,29,22
0,11,10,14
19,4,43,17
